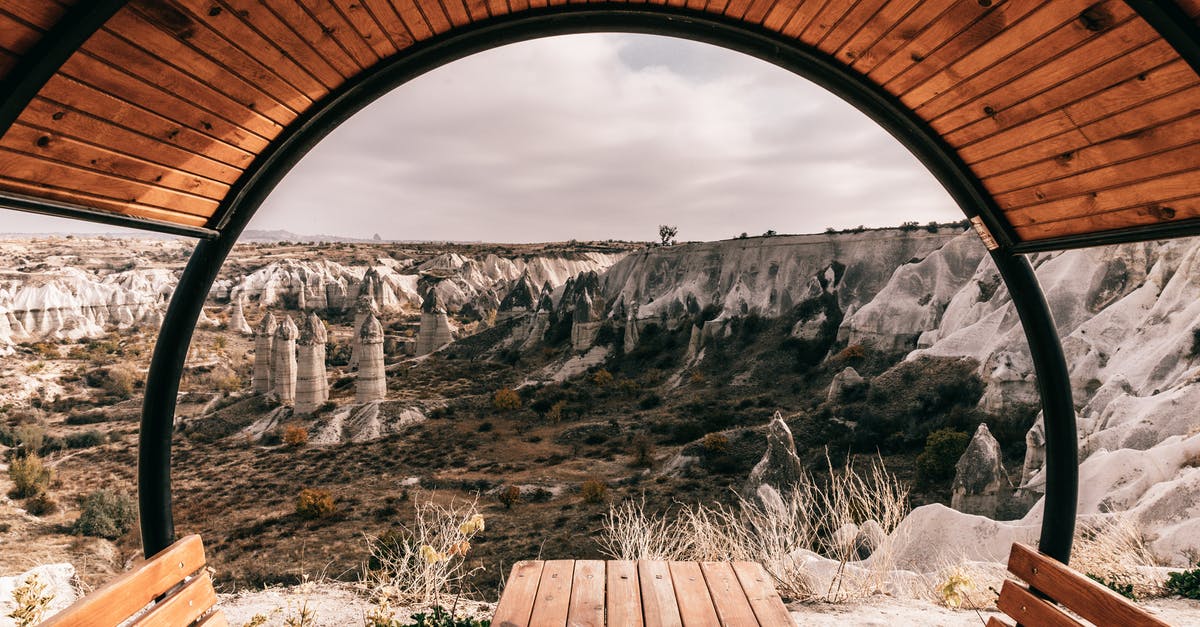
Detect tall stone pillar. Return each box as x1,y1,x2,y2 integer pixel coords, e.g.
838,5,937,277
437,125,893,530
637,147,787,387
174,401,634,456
350,285,379,369
415,286,453,356
273,315,298,404
356,312,387,402
252,313,277,394
296,313,329,414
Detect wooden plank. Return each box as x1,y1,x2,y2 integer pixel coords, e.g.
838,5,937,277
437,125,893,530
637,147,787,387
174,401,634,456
411,0,453,34
213,0,349,86
2,123,229,199
0,176,213,228
437,0,474,28
132,571,220,627
42,535,208,627
529,560,573,626
0,12,42,57
925,12,1158,133
358,0,419,47
639,561,683,627
259,0,363,77
817,0,891,53
982,114,1200,194
566,560,604,627
995,580,1084,627
101,10,301,126
668,562,719,627
80,29,283,139
386,0,436,40
866,0,990,88
1004,168,1200,226
131,0,323,105
777,0,831,39
299,0,381,69
330,0,399,58
848,0,956,75
758,0,800,34
1014,195,1200,241
20,96,246,183
494,561,545,627
986,617,1015,627
731,561,792,627
0,3,70,30
1006,543,1172,627
606,560,643,627
831,0,921,64
196,610,230,626
698,562,758,626
885,0,1047,98
935,33,1170,144
994,142,1200,209
0,148,218,216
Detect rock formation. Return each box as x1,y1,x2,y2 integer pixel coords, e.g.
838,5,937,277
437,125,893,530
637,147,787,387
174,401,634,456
497,271,539,322
521,289,555,350
415,286,453,356
350,287,379,368
295,313,329,414
951,423,1007,517
356,312,387,402
272,315,298,404
252,313,277,394
744,413,805,507
623,316,639,354
227,289,252,335
827,367,864,402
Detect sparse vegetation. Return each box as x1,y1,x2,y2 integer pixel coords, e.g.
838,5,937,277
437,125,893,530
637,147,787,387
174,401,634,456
74,489,137,539
296,488,336,520
6,573,55,627
282,423,309,447
491,388,521,411
581,480,608,504
498,486,521,509
1165,564,1200,599
915,429,969,487
8,453,52,499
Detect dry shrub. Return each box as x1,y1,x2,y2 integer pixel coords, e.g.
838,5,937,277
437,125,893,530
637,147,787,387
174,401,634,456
1072,517,1166,599
492,388,520,411
599,455,909,602
6,572,55,627
581,480,608,504
498,486,521,509
362,496,485,605
282,424,309,448
296,488,336,520
8,453,52,499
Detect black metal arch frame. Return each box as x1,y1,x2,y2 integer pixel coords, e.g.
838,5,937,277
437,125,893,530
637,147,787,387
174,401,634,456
0,2,1085,563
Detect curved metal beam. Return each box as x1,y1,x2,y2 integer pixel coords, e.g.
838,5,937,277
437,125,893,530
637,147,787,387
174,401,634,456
140,3,1076,562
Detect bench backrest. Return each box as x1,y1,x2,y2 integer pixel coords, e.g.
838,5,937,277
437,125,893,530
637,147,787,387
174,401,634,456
41,534,226,627
989,542,1169,627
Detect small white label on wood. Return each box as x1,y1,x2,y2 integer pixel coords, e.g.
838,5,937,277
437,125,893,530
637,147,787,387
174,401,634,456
971,216,1000,251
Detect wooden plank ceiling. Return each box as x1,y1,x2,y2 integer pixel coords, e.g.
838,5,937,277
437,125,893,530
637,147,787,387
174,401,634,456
0,0,1197,247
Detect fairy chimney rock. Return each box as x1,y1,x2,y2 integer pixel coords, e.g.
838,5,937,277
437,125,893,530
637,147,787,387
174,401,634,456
744,412,805,505
295,313,329,414
350,287,380,369
356,312,387,402
827,367,865,402
228,291,253,336
252,313,277,393
416,286,453,356
272,315,299,404
951,423,1007,517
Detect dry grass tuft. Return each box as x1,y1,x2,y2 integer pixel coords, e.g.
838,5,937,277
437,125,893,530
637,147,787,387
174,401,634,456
362,495,486,605
1072,517,1166,599
600,454,910,602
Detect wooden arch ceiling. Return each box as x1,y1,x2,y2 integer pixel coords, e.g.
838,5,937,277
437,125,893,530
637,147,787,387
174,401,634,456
0,0,1198,251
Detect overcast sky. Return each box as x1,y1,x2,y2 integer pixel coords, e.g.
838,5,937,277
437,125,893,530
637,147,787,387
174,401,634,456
3,34,961,242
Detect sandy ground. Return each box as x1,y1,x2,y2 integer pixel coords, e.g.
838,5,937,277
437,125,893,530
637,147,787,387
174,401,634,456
216,583,1200,626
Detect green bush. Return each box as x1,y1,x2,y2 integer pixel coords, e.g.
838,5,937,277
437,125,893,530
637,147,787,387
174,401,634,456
1166,566,1200,599
1088,573,1136,600
8,453,52,499
915,428,969,486
65,430,105,449
368,605,489,627
74,490,137,539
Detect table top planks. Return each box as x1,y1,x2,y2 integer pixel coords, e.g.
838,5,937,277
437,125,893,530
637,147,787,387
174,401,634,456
496,559,793,626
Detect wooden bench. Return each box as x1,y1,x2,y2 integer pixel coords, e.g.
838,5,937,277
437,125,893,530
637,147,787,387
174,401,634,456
493,559,793,626
42,535,226,627
988,542,1170,627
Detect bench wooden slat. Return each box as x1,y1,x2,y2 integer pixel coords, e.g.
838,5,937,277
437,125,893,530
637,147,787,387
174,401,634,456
42,535,207,627
605,560,643,627
195,611,230,627
639,561,683,627
731,561,793,627
996,580,1084,627
1006,543,1171,627
567,560,605,627
494,561,546,627
985,617,1015,627
699,561,758,626
133,570,219,627
529,559,573,626
668,561,720,627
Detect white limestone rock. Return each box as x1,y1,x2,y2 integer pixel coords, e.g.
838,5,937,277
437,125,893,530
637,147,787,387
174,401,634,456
827,367,864,402
295,313,329,415
272,316,299,405
951,423,1007,517
356,312,387,402
252,313,277,394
